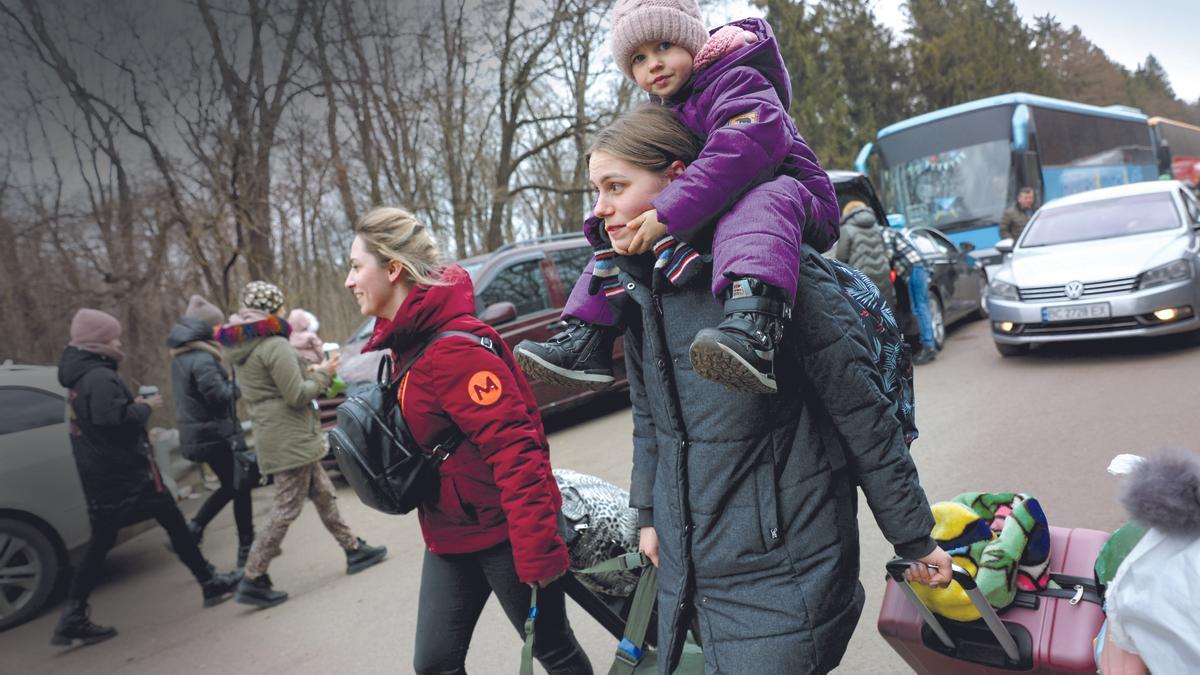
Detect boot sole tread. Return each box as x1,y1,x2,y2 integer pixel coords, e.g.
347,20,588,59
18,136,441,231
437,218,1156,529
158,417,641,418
203,593,234,607
51,630,118,646
235,593,288,609
689,338,778,395
514,349,614,391
347,551,388,575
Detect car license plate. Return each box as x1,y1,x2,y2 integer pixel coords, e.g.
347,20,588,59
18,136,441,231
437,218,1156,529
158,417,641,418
1042,303,1111,322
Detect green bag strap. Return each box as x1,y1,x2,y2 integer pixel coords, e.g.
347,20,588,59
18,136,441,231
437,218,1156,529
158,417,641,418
575,551,648,575
519,552,656,675
520,585,538,675
608,560,658,675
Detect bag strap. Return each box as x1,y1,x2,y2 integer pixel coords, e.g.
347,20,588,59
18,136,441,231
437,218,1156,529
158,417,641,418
392,330,498,386
520,585,538,675
392,331,500,460
521,552,657,675
609,556,657,675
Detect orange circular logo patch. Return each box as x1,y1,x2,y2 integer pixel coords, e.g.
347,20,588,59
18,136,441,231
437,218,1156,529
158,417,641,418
467,370,503,406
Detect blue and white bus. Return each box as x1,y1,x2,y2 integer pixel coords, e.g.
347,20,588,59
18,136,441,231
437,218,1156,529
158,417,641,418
856,92,1159,251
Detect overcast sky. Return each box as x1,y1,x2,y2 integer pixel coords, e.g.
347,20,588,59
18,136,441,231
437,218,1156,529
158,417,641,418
719,0,1197,102
871,0,1199,102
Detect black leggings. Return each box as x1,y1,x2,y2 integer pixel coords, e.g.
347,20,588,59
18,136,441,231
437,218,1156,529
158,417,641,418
68,497,212,604
413,541,592,675
190,451,254,542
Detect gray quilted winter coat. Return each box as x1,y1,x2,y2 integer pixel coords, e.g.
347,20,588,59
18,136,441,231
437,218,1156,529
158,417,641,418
619,246,935,674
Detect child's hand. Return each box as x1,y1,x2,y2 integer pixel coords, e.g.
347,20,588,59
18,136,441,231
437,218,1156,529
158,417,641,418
624,209,667,255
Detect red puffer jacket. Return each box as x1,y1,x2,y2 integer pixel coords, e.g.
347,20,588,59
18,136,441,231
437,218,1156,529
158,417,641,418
363,265,568,583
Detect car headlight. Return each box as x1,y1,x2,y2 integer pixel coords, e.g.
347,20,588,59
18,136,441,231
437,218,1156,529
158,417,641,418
988,279,1019,301
1138,259,1193,290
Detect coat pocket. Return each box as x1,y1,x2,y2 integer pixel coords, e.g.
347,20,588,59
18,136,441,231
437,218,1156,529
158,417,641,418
754,458,782,552
437,474,479,525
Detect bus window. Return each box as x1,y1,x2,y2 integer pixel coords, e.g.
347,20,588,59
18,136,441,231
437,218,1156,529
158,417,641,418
1032,108,1157,200
1154,119,1200,183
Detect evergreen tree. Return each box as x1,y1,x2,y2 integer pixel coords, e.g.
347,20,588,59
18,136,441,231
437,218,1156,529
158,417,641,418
1033,16,1127,106
1127,54,1188,119
765,0,911,169
904,0,1051,109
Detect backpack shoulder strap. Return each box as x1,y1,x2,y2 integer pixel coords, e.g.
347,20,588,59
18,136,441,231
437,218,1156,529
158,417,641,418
394,330,503,456
394,330,500,389
432,330,500,356
394,330,499,382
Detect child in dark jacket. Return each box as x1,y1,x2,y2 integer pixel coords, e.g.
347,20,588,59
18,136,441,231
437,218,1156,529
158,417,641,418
515,0,838,394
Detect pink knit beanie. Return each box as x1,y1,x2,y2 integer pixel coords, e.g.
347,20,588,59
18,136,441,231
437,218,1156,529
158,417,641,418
70,308,121,345
69,308,125,362
610,0,708,81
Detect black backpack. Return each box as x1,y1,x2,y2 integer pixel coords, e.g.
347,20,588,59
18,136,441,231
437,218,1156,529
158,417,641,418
825,257,918,445
328,330,498,515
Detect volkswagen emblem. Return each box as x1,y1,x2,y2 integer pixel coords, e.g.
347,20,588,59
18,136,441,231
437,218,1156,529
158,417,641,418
1064,281,1084,300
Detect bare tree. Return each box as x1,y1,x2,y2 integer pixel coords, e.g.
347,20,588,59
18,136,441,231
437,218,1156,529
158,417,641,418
195,0,312,280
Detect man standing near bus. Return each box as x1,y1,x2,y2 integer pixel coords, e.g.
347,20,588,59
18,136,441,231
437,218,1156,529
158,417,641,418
1000,187,1037,241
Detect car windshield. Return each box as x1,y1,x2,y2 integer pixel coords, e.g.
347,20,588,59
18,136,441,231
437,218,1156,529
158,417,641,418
1021,192,1181,247
881,138,1013,230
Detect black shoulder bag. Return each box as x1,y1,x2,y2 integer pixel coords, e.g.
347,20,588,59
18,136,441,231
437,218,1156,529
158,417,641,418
328,331,498,515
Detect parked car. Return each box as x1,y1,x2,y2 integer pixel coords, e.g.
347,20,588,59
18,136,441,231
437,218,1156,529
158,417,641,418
320,234,629,441
0,361,90,631
987,181,1200,356
829,170,987,349
904,226,990,348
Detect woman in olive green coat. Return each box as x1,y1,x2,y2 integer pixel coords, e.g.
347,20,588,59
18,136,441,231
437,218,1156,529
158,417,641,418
218,280,388,609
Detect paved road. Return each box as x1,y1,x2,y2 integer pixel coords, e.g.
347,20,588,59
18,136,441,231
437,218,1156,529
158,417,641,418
4,319,1198,674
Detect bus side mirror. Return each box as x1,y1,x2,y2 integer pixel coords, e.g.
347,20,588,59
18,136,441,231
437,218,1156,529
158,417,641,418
995,238,1015,255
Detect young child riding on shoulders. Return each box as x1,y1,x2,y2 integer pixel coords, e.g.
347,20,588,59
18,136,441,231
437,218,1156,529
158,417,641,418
515,0,839,395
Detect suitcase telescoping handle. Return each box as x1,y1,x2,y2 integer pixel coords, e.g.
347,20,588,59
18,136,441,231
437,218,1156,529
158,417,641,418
885,559,1021,664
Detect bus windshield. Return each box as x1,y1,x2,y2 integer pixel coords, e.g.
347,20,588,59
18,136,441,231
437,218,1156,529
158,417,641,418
881,138,1012,230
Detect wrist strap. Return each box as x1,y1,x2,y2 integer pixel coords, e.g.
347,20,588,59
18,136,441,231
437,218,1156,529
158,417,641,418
520,585,538,675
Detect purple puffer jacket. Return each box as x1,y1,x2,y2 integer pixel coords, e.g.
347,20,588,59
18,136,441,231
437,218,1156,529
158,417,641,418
651,17,839,253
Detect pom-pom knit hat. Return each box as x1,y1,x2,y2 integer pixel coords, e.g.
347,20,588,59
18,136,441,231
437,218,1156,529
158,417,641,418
610,0,708,81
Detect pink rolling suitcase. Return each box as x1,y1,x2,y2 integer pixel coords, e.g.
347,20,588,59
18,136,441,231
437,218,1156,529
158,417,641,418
878,526,1109,673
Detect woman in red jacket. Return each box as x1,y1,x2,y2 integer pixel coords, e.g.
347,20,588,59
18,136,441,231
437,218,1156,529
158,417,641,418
345,207,592,675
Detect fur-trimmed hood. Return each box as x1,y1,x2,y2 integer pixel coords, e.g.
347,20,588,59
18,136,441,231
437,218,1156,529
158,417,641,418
1121,448,1200,536
216,314,292,367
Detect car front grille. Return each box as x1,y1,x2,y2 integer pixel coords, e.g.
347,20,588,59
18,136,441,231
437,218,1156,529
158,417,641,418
1017,317,1145,336
1017,276,1139,302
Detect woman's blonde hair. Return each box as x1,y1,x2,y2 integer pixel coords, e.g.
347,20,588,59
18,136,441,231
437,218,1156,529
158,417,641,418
353,207,445,287
587,104,702,172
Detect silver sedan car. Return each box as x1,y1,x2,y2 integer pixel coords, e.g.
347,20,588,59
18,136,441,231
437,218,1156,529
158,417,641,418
987,181,1200,356
0,362,91,631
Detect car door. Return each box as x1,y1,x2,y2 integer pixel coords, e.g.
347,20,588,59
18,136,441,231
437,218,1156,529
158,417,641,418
0,386,91,551
912,229,976,320
908,230,956,315
927,228,982,319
